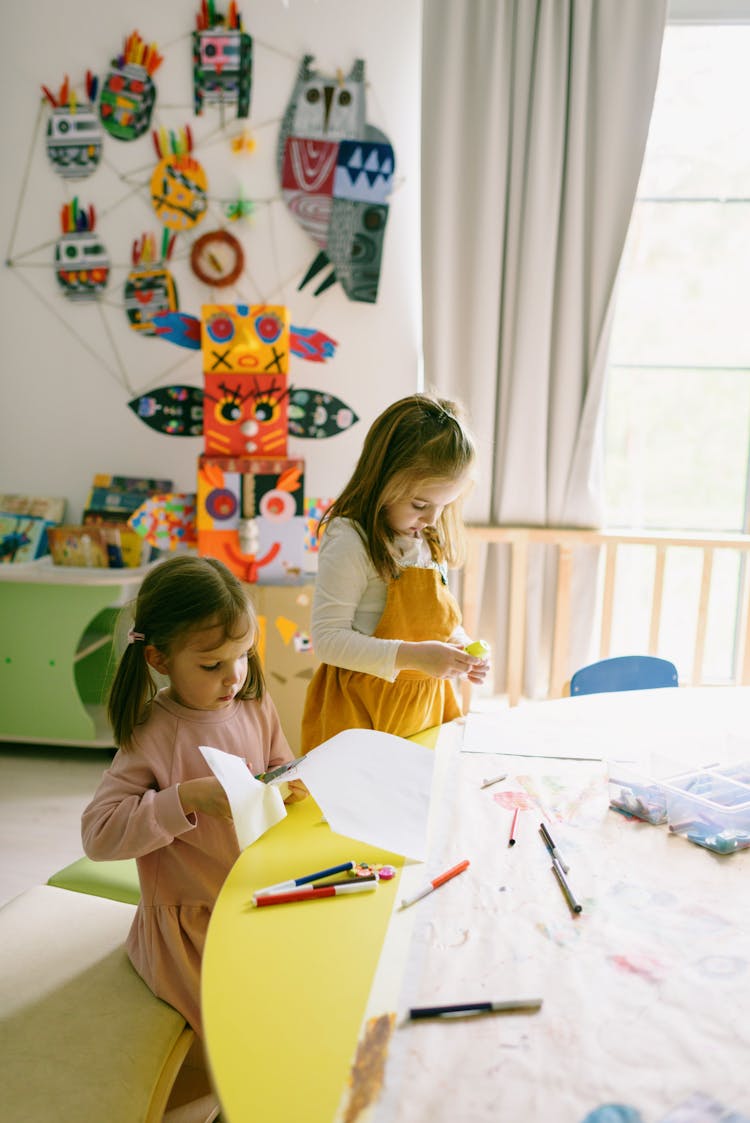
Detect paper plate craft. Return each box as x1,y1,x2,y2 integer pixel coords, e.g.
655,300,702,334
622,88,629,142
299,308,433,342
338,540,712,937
150,126,208,231
193,1,252,119
201,303,290,374
42,73,102,180
54,198,109,301
99,30,163,141
203,373,289,456
287,389,358,439
190,229,244,287
124,230,178,334
278,55,395,304
127,385,204,436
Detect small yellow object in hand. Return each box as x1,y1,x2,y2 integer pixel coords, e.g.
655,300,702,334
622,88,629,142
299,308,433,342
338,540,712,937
465,640,491,658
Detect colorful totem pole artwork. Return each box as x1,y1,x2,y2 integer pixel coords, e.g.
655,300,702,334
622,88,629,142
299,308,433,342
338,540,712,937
196,303,309,583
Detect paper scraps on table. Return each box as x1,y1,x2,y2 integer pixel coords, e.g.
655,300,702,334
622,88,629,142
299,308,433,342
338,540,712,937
199,746,286,850
199,728,435,859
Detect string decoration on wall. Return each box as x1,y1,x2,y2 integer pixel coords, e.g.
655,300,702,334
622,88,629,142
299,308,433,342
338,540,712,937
6,10,397,427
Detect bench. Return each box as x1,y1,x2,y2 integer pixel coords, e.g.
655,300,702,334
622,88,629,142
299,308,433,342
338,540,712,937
0,884,194,1122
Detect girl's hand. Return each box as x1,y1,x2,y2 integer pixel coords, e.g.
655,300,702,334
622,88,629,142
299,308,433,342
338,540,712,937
466,656,491,685
178,777,233,820
396,641,482,680
283,779,308,804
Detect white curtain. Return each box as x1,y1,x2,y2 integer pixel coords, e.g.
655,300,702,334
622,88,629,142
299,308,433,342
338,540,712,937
421,0,668,695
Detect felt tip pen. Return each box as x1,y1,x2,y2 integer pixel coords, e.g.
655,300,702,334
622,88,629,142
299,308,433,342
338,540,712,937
539,822,570,873
408,998,543,1020
258,874,379,898
254,881,377,907
508,807,520,846
551,857,582,914
253,860,355,899
400,859,470,909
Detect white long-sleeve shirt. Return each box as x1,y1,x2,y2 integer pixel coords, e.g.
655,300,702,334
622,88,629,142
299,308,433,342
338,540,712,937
311,518,468,681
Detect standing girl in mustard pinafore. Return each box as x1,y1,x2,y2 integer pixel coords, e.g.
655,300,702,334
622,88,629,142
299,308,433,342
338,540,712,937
301,393,491,752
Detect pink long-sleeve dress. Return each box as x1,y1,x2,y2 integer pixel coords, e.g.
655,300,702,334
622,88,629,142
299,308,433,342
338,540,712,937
81,689,293,1035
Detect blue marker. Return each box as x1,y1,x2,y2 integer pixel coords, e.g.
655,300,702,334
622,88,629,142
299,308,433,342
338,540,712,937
253,860,356,900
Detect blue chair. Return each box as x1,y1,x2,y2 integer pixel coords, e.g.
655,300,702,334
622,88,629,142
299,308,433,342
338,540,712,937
570,655,678,696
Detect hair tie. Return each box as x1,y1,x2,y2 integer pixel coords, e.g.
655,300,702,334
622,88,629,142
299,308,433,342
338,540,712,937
127,629,145,645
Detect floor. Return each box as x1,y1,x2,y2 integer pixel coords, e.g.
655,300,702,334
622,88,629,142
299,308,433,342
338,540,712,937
0,741,114,907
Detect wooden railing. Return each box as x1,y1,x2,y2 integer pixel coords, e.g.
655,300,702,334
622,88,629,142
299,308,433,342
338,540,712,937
460,525,750,706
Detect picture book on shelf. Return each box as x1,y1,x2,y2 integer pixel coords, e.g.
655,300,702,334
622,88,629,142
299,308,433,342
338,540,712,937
0,494,66,523
0,513,54,564
86,474,174,518
47,526,114,568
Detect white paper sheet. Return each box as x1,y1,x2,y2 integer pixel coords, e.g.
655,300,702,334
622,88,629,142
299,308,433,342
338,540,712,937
198,746,287,850
461,687,750,764
200,729,436,859
281,729,435,861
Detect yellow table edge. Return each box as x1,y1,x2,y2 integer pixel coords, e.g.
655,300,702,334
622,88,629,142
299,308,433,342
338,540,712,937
202,724,450,1123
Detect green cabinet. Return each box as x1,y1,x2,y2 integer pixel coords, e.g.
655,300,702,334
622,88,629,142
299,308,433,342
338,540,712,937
0,560,148,747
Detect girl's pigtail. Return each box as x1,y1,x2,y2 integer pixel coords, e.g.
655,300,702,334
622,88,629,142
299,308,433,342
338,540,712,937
107,635,157,750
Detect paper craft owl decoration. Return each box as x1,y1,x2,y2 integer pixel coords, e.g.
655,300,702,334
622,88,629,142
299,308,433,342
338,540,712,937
277,56,395,304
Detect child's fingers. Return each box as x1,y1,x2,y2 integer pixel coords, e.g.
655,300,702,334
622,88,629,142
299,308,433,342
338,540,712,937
284,779,309,804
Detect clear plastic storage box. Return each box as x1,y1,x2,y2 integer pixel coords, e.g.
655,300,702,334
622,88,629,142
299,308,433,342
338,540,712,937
607,757,677,824
663,763,750,854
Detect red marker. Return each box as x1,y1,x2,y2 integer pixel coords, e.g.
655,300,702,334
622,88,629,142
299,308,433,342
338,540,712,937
508,807,520,846
254,881,376,907
400,859,470,909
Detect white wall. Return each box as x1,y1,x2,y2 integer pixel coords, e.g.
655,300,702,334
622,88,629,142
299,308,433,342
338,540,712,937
0,0,422,521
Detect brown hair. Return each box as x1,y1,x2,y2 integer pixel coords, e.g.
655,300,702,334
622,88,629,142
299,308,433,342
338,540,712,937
320,392,476,580
107,555,264,749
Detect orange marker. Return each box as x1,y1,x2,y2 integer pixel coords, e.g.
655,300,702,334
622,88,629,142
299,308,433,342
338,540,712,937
400,859,470,909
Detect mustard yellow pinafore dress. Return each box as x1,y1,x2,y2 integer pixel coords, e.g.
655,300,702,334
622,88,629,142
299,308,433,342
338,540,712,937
301,563,463,751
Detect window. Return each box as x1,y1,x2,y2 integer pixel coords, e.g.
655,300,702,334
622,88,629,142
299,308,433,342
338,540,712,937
603,12,750,680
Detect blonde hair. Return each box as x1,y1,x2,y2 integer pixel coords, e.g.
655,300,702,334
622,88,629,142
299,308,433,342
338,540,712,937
107,555,264,750
321,392,476,580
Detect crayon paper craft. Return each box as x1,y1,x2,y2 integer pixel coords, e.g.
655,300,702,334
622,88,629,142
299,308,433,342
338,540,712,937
199,746,286,850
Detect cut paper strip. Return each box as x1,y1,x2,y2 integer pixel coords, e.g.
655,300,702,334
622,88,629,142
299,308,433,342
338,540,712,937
271,729,435,861
199,746,287,851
